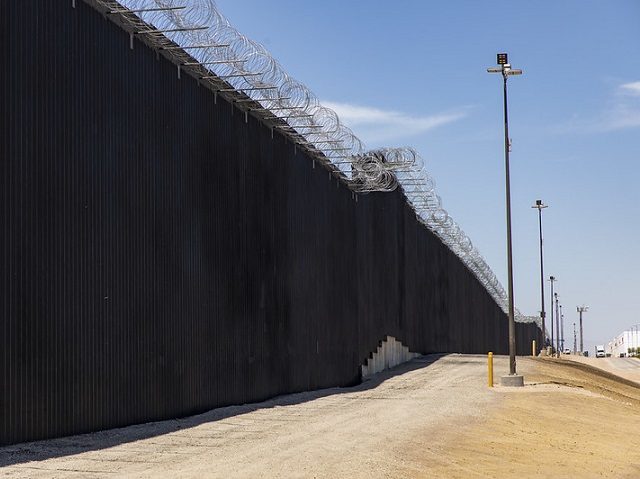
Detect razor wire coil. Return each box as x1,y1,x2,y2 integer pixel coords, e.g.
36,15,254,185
88,0,538,326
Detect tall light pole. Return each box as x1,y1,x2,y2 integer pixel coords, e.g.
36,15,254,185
549,276,556,354
487,53,522,380
552,293,560,357
577,305,588,353
559,304,565,353
532,200,548,348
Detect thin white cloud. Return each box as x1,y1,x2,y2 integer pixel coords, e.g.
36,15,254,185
601,81,640,130
620,81,640,96
556,81,640,133
322,101,469,145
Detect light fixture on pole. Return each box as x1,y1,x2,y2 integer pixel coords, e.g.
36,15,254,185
577,305,588,353
532,200,548,349
487,53,523,386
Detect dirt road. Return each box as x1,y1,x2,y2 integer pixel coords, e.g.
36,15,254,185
2,354,640,478
559,353,640,383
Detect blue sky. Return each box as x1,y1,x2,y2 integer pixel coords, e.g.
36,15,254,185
215,0,640,352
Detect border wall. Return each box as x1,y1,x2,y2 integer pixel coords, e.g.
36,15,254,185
0,1,542,446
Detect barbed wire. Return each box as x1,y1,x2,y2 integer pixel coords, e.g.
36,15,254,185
88,0,539,327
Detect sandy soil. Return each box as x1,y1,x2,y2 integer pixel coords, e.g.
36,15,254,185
2,354,640,478
423,357,640,478
559,353,640,384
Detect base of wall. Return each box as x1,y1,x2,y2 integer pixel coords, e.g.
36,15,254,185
361,336,419,379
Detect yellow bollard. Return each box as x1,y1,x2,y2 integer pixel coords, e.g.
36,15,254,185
488,352,494,387
532,339,537,357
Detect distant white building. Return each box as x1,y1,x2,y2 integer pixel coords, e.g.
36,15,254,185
608,329,640,357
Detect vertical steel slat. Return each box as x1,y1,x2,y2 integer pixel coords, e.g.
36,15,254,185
0,0,536,447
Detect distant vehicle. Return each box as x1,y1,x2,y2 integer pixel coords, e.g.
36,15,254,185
563,348,571,354
595,345,606,358
620,353,626,358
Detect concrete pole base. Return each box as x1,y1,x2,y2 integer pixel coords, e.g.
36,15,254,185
500,374,524,387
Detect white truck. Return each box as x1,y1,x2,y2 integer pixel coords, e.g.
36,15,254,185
595,345,606,358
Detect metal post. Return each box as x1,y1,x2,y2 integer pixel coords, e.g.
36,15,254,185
488,54,522,381
549,276,556,355
555,293,560,358
502,75,517,375
488,352,494,387
573,322,577,353
560,304,564,353
577,305,588,353
533,201,548,348
579,310,583,352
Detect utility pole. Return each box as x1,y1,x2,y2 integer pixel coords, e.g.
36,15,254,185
555,292,560,358
559,304,564,353
573,322,577,353
532,200,548,347
549,276,556,355
577,305,589,353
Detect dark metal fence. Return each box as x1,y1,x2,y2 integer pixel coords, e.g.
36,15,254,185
0,0,541,446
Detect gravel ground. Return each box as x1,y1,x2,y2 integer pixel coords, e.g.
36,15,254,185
3,353,640,478
0,354,496,478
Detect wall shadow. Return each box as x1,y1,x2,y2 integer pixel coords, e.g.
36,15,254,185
0,354,447,467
